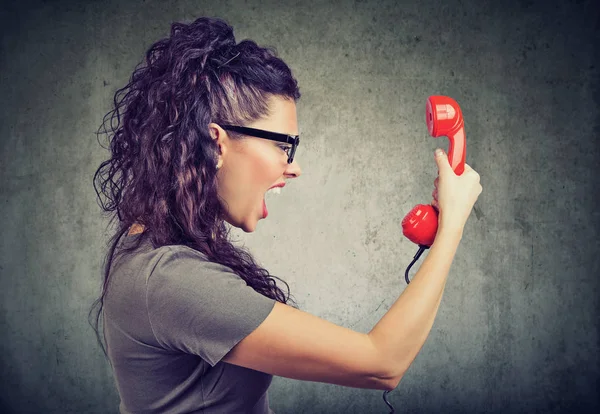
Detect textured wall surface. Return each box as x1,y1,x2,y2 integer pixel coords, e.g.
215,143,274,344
1,0,599,413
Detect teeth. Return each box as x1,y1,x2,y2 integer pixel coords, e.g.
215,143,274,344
267,186,281,195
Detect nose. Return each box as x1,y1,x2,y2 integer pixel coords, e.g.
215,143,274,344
284,159,301,178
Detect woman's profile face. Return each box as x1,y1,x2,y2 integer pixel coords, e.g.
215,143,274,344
211,95,302,232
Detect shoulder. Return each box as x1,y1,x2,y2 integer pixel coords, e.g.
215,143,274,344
154,244,210,263
147,244,243,290
152,244,227,273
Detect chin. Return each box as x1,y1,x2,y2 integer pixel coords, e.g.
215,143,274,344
241,220,257,233
226,217,258,233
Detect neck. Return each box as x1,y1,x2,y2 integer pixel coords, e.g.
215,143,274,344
128,223,145,235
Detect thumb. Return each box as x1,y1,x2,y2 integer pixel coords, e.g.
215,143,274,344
434,148,452,174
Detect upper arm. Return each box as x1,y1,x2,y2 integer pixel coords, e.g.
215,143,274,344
222,301,397,390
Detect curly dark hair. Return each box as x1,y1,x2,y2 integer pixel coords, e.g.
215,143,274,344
89,17,300,356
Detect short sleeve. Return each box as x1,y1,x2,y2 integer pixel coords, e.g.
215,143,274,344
146,246,276,366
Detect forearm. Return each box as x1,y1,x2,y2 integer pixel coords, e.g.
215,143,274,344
368,226,462,379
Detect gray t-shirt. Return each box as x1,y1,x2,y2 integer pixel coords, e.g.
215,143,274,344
102,233,277,413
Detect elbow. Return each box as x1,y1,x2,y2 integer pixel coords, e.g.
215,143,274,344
373,359,407,391
379,368,406,391
368,336,409,391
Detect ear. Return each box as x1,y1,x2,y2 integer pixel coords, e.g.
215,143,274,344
208,123,228,164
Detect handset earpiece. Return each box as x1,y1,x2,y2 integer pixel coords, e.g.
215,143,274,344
426,96,466,176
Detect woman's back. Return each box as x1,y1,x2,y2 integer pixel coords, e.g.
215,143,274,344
103,233,276,413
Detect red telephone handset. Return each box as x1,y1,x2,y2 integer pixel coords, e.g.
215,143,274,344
401,96,466,248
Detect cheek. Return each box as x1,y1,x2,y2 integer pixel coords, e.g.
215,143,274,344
224,142,284,210
247,146,283,188
223,151,276,207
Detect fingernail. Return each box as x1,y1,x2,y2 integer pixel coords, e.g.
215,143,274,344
435,149,443,157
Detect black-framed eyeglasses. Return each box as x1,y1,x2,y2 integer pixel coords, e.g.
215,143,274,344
220,125,300,164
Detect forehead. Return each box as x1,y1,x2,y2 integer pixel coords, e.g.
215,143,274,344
248,96,298,135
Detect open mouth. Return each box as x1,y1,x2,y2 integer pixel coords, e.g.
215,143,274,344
262,186,282,218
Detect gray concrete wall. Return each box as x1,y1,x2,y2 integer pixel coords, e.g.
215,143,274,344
1,0,598,412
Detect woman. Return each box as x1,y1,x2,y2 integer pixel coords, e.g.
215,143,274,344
90,17,482,414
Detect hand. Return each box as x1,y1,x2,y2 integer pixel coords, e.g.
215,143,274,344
431,149,482,231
